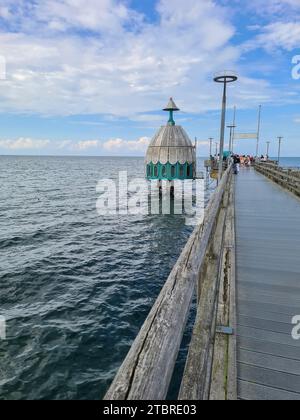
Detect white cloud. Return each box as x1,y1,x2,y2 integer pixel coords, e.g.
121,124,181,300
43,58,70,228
0,136,150,154
247,22,300,51
0,0,291,119
130,114,165,123
0,0,255,117
253,0,300,14
0,5,12,20
0,0,141,33
231,0,300,54
227,0,300,16
103,137,150,152
72,139,100,150
57,140,72,149
0,137,50,149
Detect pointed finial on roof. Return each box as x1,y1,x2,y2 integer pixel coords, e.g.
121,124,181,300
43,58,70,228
163,97,180,112
163,97,180,126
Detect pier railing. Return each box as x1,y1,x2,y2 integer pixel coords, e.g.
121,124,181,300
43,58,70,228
105,165,236,400
255,162,300,198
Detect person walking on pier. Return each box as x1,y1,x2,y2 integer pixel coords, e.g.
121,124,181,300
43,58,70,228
233,154,240,175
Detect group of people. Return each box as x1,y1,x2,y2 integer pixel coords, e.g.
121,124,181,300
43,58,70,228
260,154,269,162
232,154,255,174
211,153,260,175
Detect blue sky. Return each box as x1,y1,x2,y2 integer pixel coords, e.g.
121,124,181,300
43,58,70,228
0,0,300,156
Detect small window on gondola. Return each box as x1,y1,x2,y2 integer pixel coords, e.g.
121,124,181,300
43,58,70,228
179,165,184,178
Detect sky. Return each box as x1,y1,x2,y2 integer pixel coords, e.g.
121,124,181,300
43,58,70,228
0,0,300,157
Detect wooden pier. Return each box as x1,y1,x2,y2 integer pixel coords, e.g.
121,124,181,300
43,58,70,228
235,166,300,400
105,162,300,401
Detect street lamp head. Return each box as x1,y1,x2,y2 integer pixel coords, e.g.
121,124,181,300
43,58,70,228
214,71,238,84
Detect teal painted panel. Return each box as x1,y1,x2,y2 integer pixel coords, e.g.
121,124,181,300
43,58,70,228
146,162,194,181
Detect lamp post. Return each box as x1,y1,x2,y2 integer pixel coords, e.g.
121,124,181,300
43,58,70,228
266,141,270,159
256,105,262,158
209,137,213,158
227,125,236,154
277,137,283,165
214,72,238,183
232,106,237,154
215,142,218,157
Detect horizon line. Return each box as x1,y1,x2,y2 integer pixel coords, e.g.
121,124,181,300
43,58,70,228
1,154,300,159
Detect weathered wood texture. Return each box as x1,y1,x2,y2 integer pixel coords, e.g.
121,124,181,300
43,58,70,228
255,162,300,197
210,180,237,401
179,177,237,400
104,166,233,401
235,168,300,400
179,196,227,400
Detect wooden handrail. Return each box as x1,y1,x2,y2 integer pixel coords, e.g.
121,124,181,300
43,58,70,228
255,162,300,197
104,165,233,400
179,177,236,400
255,163,300,182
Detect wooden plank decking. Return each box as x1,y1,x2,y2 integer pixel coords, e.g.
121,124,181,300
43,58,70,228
235,168,300,400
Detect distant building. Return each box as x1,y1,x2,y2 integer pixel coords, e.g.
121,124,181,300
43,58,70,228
145,98,197,181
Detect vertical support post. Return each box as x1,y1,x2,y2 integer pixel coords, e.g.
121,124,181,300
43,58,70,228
278,137,283,165
209,138,213,158
228,126,233,154
227,124,236,155
218,82,227,184
232,106,236,154
195,137,198,177
266,141,270,158
256,105,262,158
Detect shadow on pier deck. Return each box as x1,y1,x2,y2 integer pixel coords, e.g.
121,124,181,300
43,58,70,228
235,168,300,400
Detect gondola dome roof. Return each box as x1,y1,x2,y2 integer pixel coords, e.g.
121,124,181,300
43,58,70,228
146,125,196,165
145,98,196,165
